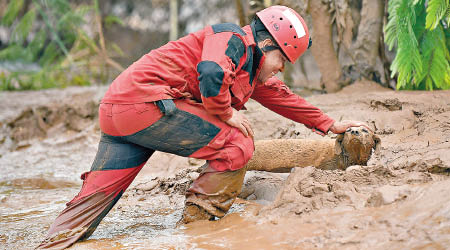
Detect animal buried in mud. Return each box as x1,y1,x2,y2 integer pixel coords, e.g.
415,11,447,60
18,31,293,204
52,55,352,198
246,126,381,172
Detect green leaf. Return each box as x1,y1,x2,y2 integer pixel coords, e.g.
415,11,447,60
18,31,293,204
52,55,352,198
110,43,124,56
389,0,423,89
384,0,402,49
57,8,86,30
39,42,60,66
47,0,71,13
446,5,450,26
32,0,72,61
418,26,450,90
445,68,450,87
0,44,33,62
76,29,98,53
384,19,398,50
12,9,37,45
426,0,449,30
1,0,123,91
426,76,434,90
413,3,427,40
28,29,47,60
1,0,24,26
104,15,125,27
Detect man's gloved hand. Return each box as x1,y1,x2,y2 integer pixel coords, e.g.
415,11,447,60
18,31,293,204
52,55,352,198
225,109,254,139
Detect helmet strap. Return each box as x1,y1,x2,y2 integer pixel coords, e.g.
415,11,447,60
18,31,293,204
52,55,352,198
251,17,267,33
261,45,280,52
260,44,289,62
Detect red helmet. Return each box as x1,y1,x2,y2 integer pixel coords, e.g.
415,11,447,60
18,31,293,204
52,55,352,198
256,5,310,63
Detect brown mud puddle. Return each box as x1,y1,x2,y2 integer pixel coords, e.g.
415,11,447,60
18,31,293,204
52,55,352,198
1,81,450,249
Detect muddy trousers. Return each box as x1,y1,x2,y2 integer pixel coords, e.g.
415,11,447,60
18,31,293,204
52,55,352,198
37,99,253,249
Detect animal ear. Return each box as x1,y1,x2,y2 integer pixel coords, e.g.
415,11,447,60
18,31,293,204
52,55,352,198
334,133,344,155
372,134,381,153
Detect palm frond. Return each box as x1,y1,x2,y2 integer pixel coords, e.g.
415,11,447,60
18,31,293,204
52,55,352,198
0,44,33,62
419,25,450,89
44,0,71,14
1,0,124,91
39,42,60,66
444,27,450,60
426,0,449,30
104,15,125,27
1,0,24,26
389,0,423,89
28,29,47,60
33,0,72,62
446,5,450,26
384,0,402,49
413,2,427,39
12,9,37,45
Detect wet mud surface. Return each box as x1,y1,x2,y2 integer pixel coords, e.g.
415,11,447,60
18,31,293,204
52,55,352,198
1,81,450,249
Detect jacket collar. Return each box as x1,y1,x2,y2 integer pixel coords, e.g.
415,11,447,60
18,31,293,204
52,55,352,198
243,24,265,82
242,25,256,46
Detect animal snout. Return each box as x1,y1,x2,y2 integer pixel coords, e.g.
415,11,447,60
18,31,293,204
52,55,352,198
346,127,360,136
346,126,370,136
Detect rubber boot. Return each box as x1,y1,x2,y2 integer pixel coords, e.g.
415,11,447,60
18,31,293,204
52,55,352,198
181,163,246,224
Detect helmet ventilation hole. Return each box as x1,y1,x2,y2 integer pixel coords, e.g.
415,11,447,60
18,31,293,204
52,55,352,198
256,6,309,62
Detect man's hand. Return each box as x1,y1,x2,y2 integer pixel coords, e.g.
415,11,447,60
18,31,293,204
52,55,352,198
329,120,372,134
225,109,254,139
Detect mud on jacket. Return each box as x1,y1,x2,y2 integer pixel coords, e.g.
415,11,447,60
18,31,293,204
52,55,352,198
101,23,334,134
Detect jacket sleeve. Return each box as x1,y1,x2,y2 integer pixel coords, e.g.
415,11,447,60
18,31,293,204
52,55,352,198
197,31,247,121
251,77,335,135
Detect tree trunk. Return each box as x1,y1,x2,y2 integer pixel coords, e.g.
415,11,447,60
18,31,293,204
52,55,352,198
235,0,247,27
307,0,342,93
351,0,385,84
169,0,178,41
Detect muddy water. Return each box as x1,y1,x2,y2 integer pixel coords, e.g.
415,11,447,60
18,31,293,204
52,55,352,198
0,129,96,248
1,82,450,249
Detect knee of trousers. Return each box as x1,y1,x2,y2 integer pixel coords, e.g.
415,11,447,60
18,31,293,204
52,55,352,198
226,129,255,170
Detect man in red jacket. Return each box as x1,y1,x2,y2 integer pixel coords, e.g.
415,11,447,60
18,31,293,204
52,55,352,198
38,5,368,249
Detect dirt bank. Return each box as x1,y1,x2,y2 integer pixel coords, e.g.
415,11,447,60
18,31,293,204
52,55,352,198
1,81,449,249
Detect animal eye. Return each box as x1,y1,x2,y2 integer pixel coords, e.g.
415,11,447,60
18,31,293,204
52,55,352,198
362,128,368,133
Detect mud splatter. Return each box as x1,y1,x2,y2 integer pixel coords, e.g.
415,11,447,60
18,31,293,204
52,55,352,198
1,81,450,249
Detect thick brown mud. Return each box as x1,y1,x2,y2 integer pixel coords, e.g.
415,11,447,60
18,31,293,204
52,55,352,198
1,81,450,249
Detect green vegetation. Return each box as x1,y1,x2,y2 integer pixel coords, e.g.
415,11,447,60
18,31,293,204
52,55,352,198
0,0,123,91
385,0,450,90
2,0,449,91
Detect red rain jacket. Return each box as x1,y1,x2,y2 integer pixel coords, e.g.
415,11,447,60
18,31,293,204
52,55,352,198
101,23,334,135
